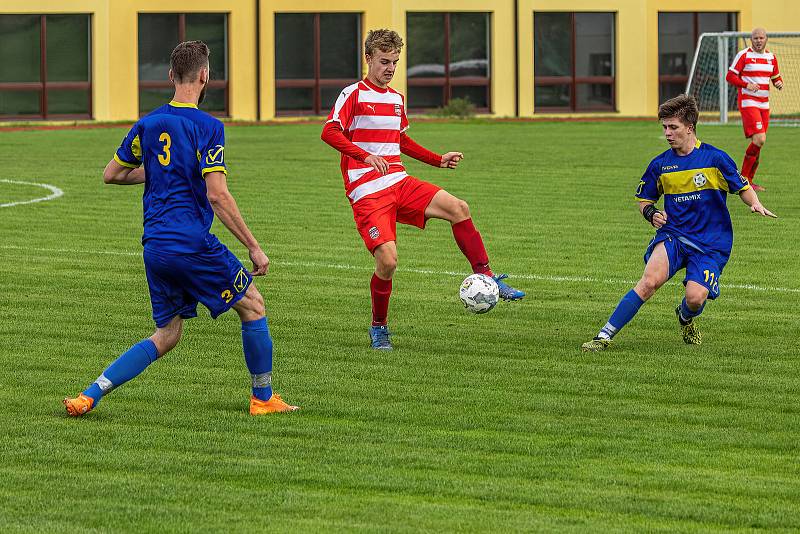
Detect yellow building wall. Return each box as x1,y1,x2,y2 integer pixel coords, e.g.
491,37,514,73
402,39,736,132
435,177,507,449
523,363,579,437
2,0,800,120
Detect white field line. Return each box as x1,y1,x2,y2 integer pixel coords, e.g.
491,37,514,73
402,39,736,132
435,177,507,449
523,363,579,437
0,179,64,208
1,244,799,295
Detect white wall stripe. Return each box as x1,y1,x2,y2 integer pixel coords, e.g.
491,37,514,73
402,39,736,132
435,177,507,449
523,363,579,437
0,244,798,295
0,179,64,208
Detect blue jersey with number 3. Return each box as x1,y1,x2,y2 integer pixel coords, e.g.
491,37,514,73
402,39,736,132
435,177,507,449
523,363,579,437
635,140,750,258
115,101,228,254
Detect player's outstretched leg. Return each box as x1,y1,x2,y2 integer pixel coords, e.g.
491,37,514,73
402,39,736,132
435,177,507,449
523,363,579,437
64,317,181,416
581,289,645,352
675,283,707,345
234,285,298,414
369,242,396,350
428,191,525,301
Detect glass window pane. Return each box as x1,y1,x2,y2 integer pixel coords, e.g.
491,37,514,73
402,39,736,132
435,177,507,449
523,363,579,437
0,90,40,115
534,13,571,77
139,14,179,82
139,87,173,113
449,13,489,78
320,13,360,79
200,87,225,113
698,12,736,34
275,14,314,79
0,15,41,82
658,13,693,76
407,13,445,78
535,84,570,108
47,89,89,114
659,82,685,103
408,85,444,108
276,87,313,111
46,15,90,82
575,13,613,77
576,83,612,109
186,13,227,80
451,85,487,108
321,86,343,110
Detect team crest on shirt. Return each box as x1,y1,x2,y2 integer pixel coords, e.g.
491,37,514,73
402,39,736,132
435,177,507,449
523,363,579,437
693,172,707,188
368,226,380,240
756,122,763,130
394,104,402,116
206,145,225,165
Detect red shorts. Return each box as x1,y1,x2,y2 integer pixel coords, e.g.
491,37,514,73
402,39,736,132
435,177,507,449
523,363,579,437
351,176,441,252
740,106,770,138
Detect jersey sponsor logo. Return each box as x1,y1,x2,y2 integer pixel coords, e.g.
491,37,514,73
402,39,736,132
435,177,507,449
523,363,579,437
675,193,702,203
233,268,248,293
206,145,225,165
693,172,707,187
662,165,679,171
394,104,402,117
368,226,380,240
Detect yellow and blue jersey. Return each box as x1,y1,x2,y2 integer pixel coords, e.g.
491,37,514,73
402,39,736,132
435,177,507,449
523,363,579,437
115,101,227,254
635,140,750,258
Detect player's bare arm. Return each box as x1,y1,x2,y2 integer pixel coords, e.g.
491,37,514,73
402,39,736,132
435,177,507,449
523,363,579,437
739,187,777,218
639,200,667,228
205,171,270,275
103,159,145,185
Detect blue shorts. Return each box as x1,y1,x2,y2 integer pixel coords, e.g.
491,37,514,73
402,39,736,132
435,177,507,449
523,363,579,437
644,234,728,300
143,245,252,327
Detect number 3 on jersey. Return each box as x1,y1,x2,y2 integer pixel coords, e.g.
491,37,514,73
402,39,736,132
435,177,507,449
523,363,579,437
158,132,171,166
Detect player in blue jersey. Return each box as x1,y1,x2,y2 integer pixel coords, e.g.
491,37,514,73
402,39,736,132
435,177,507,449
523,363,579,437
581,95,776,351
64,41,298,415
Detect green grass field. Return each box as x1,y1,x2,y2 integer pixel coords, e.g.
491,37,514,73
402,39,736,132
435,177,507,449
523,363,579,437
1,120,799,532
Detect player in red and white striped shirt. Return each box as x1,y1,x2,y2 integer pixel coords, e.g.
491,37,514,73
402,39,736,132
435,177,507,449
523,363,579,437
726,28,784,191
321,29,524,350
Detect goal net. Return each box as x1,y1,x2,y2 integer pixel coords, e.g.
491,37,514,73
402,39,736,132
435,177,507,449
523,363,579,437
686,31,800,124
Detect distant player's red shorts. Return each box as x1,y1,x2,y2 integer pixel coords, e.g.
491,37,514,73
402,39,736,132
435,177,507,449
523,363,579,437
740,106,770,138
351,176,441,253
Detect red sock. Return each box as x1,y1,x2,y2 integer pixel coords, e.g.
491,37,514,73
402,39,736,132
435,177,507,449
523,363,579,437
741,142,761,182
370,273,392,326
452,218,492,276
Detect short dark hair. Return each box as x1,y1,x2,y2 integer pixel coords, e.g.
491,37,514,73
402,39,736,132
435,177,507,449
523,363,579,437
658,94,699,130
365,29,403,56
170,40,209,83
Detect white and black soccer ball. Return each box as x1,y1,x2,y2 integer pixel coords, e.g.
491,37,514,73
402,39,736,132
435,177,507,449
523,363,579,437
459,273,499,314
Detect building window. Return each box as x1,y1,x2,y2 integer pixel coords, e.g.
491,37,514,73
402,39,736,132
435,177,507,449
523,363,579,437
0,14,92,120
138,13,228,116
406,12,491,112
534,12,615,112
275,13,361,116
658,12,737,103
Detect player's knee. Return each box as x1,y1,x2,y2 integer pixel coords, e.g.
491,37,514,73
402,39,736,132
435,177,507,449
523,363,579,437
685,288,708,310
753,134,766,147
151,320,183,356
239,286,266,320
377,254,397,277
638,276,662,297
453,199,470,220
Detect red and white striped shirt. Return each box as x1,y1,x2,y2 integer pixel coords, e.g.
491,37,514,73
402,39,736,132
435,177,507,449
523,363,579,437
325,79,410,203
728,47,782,109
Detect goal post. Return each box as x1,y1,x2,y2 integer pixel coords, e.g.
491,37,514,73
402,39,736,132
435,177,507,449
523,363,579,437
686,31,800,124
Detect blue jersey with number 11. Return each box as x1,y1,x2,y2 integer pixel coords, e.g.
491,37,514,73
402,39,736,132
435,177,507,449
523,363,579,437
114,101,227,254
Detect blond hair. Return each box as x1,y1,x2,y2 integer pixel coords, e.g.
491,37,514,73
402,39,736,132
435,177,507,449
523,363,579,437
365,29,403,56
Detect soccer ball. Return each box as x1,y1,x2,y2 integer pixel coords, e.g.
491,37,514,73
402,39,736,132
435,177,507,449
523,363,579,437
459,274,499,314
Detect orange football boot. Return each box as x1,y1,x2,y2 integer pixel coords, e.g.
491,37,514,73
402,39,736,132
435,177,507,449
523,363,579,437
63,393,95,417
249,393,299,415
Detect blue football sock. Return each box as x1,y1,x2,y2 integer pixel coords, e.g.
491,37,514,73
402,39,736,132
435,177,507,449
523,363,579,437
678,297,705,324
242,317,273,401
598,289,646,339
82,339,159,403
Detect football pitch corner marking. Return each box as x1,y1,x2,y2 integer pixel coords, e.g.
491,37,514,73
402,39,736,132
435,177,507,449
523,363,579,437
0,179,64,208
0,244,798,295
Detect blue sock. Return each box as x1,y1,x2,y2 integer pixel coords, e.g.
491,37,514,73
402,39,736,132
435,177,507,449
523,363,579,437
678,297,705,324
242,317,273,401
599,289,646,339
83,339,159,404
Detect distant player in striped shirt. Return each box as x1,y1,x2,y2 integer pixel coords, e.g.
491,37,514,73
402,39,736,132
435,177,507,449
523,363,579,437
321,29,524,350
726,28,784,192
